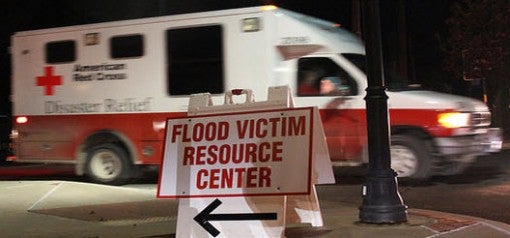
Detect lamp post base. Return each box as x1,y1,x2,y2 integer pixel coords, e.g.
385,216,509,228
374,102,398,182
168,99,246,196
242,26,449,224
359,172,408,223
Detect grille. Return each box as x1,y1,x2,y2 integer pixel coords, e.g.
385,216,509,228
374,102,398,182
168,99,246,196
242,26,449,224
470,111,491,127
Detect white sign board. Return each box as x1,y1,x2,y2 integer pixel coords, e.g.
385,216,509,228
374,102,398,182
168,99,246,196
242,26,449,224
158,107,314,198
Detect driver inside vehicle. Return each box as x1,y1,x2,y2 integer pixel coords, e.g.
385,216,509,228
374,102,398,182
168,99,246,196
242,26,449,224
320,76,350,96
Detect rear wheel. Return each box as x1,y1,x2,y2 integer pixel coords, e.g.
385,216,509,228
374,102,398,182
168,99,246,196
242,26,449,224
85,143,132,185
390,134,432,179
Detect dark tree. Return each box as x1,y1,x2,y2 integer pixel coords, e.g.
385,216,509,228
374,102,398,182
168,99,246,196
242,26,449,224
442,0,510,130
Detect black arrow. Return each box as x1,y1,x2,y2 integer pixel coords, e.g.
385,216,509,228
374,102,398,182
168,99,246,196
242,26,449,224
193,199,278,237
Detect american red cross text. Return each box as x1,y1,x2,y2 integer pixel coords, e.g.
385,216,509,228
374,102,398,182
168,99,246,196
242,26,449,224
37,66,62,96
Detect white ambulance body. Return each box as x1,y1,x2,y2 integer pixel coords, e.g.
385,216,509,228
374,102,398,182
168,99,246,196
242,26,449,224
11,6,501,184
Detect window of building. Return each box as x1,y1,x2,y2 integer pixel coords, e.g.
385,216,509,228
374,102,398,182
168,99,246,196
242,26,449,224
297,57,358,96
110,34,144,59
166,25,224,96
45,40,76,64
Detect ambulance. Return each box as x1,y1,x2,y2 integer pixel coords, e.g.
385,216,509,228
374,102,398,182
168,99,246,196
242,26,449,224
10,5,502,184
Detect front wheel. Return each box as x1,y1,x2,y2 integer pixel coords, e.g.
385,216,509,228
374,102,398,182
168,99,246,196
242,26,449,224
85,143,132,185
390,134,432,179
436,155,477,176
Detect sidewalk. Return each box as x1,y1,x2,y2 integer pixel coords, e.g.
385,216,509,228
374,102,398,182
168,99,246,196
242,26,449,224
0,180,509,238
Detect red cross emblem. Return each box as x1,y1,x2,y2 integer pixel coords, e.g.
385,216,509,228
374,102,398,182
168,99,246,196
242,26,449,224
36,66,62,96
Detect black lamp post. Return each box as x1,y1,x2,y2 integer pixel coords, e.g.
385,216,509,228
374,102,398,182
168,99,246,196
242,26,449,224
358,0,408,223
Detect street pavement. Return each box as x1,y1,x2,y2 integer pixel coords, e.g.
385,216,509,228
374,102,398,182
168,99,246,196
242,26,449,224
1,180,509,237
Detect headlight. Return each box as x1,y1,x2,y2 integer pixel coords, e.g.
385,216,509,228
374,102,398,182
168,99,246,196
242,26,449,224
438,112,470,128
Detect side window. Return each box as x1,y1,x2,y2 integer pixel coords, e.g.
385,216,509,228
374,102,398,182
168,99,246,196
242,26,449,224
297,57,358,96
45,40,76,64
110,34,144,59
166,25,224,96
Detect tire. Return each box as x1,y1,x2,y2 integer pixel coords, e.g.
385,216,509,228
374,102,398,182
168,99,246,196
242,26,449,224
85,143,132,185
390,134,433,179
436,155,477,176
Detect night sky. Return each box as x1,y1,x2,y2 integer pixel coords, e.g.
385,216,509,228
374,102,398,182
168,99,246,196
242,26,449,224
0,0,454,118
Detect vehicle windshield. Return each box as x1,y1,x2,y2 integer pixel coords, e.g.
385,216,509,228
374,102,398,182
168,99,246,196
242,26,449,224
341,53,419,91
341,53,366,74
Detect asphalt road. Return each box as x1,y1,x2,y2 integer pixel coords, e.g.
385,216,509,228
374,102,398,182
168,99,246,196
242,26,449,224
1,150,509,224
332,150,510,225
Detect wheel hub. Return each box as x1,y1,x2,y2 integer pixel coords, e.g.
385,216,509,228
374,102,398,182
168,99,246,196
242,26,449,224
89,150,122,180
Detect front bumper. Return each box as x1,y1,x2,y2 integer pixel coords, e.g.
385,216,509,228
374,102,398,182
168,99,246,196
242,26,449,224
434,128,502,156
